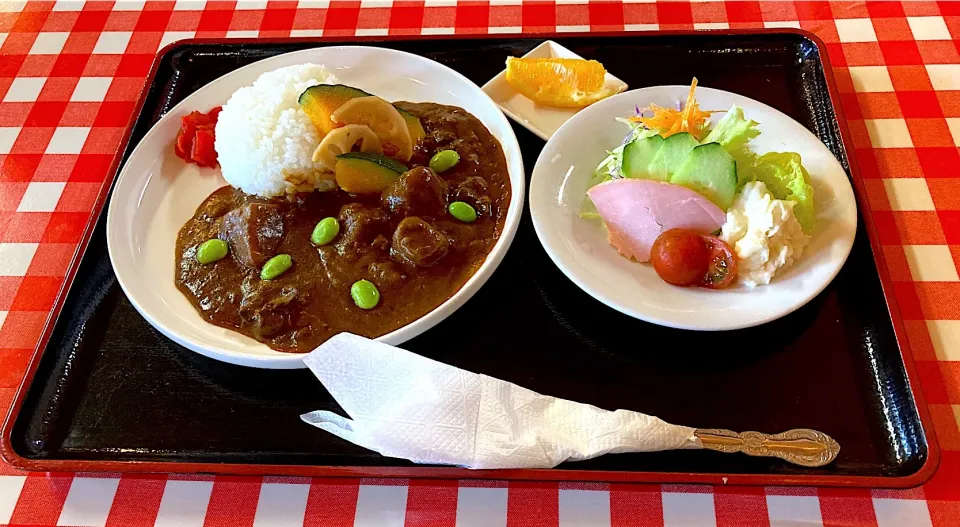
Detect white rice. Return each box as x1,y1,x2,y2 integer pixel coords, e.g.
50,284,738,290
214,63,338,198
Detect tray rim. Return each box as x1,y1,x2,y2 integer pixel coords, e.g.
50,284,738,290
0,29,940,489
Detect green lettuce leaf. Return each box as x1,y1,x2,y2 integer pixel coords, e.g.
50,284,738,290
592,146,624,184
743,152,816,233
702,106,814,232
702,105,760,183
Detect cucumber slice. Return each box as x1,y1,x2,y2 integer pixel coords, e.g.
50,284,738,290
621,136,665,180
647,132,699,181
669,142,738,210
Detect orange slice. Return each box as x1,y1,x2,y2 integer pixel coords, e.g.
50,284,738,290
505,57,612,108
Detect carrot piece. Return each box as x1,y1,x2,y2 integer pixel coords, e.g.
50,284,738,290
635,78,716,140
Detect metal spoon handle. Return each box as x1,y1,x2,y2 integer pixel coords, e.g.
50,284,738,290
694,428,840,467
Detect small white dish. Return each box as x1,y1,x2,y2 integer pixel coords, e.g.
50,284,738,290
529,85,858,331
481,40,628,141
106,46,525,369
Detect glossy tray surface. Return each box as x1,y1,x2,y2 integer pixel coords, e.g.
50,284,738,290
3,33,934,486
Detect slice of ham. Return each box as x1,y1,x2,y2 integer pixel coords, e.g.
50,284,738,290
587,179,726,262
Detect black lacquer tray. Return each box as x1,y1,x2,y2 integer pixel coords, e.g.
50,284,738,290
1,31,937,487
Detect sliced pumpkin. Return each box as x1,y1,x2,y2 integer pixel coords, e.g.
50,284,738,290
396,107,426,145
299,84,372,136
335,152,407,194
312,124,382,170
299,84,426,149
331,96,413,162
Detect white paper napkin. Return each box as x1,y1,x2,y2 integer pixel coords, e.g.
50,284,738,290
301,333,701,469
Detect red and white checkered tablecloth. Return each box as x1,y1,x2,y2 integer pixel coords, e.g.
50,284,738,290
0,0,958,525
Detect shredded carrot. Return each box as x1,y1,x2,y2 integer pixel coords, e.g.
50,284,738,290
630,77,715,141
679,78,698,131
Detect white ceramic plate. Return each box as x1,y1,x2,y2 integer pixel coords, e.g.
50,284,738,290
107,46,525,369
529,86,857,331
481,40,628,140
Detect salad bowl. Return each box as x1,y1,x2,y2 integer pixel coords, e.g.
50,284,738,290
529,85,858,331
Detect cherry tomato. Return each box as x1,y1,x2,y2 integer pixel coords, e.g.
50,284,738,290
700,235,738,289
650,229,709,286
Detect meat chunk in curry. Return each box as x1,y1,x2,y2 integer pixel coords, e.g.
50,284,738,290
392,217,449,267
337,203,391,250
219,203,284,268
382,166,447,217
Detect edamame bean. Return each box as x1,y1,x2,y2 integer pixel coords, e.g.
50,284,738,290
429,149,460,173
261,254,292,280
448,201,477,223
310,217,340,246
351,279,380,309
196,239,228,264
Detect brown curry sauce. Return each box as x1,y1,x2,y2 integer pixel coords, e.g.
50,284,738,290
175,102,511,353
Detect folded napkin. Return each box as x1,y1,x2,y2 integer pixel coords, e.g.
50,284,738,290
301,333,700,469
